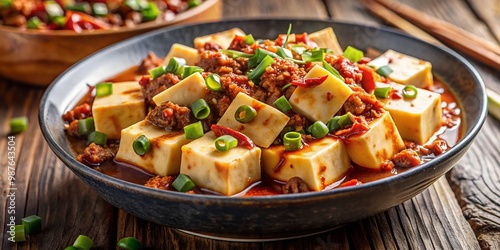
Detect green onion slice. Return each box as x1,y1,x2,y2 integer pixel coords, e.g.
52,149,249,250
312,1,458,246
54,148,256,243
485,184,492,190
281,83,292,90
184,121,204,139
95,82,113,97
205,73,222,91
45,1,64,18
65,2,91,13
273,95,292,113
10,116,28,134
302,49,325,62
234,105,257,123
182,66,203,79
247,55,274,81
283,23,293,48
248,48,279,68
191,99,211,120
165,57,186,76
73,235,93,250
149,65,167,79
188,0,202,8
291,45,307,55
322,60,344,82
92,2,108,16
243,34,255,45
277,47,293,59
403,85,418,99
133,135,150,156
22,215,42,235
376,65,393,77
283,131,303,151
215,135,238,152
87,131,107,146
141,2,159,21
328,112,353,132
310,121,329,139
343,46,364,63
172,173,196,192
77,117,95,136
27,16,41,29
14,225,26,242
374,87,391,99
117,236,143,250
1,0,12,8
221,49,253,58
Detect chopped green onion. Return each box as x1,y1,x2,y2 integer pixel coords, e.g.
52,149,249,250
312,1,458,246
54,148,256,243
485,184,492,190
77,117,95,136
374,87,391,99
248,48,279,68
166,57,186,75
279,126,294,139
343,46,364,63
53,16,67,27
277,47,293,59
87,131,107,146
291,45,307,55
45,1,64,19
191,99,211,120
125,0,148,11
22,215,42,234
1,0,12,7
243,34,255,45
182,66,203,79
247,55,274,81
273,95,292,113
92,3,108,16
117,236,143,250
283,131,303,151
141,2,159,21
149,65,167,78
322,60,344,82
281,83,292,90
133,135,150,156
172,173,195,192
302,50,324,62
10,116,28,134
188,0,202,8
328,113,353,132
73,235,93,250
234,105,257,123
14,225,25,242
320,47,333,54
27,16,41,29
184,121,204,139
309,121,329,139
65,2,91,13
282,23,292,48
64,246,79,250
205,73,222,91
221,49,253,58
376,65,393,77
214,135,238,152
403,85,418,99
95,82,113,97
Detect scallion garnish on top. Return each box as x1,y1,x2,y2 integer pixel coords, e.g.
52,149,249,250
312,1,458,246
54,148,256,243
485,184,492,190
402,85,418,98
172,173,195,192
247,55,274,81
309,121,329,139
184,121,204,139
234,104,257,123
215,135,238,152
205,73,222,91
274,95,293,113
343,46,364,63
133,135,150,156
283,131,303,151
95,82,113,97
374,86,392,99
376,65,393,77
191,99,211,120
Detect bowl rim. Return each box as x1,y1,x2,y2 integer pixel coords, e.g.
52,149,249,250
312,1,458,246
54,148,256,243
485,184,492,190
39,18,488,205
0,0,220,37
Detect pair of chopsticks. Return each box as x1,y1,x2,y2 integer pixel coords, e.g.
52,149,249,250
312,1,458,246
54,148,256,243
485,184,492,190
361,0,500,120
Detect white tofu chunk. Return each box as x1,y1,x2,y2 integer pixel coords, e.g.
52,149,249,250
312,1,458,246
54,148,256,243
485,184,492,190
163,43,200,66
308,27,343,55
194,28,246,50
262,137,350,191
180,132,261,196
376,82,442,144
289,64,353,123
217,92,290,148
344,112,405,169
115,120,191,176
152,72,209,107
368,49,433,88
92,81,146,140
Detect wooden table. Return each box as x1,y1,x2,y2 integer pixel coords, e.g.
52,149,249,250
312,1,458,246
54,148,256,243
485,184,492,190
1,0,499,249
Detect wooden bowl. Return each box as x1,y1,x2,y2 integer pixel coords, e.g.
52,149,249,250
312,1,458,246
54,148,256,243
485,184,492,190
0,0,222,86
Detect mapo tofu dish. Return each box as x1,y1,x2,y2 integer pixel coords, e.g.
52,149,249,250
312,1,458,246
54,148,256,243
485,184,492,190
62,26,462,196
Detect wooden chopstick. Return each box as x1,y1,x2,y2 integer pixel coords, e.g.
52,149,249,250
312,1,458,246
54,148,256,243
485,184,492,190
362,0,500,71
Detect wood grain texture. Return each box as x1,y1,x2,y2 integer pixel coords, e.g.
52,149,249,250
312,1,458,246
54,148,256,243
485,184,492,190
466,0,500,43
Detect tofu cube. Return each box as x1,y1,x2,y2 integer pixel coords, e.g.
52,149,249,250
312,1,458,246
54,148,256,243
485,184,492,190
152,72,209,107
180,132,261,196
217,92,290,148
194,28,246,50
163,43,200,66
344,112,405,169
308,27,343,55
92,81,146,139
376,82,442,144
368,49,433,88
262,137,350,191
115,120,192,176
289,64,353,123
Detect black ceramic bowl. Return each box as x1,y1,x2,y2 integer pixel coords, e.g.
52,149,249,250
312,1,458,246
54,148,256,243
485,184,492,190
39,19,487,241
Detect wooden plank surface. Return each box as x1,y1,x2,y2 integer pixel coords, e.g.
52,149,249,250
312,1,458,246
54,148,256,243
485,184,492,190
1,0,499,249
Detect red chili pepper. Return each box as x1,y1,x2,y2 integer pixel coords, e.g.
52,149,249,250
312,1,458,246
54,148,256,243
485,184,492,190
295,33,318,48
340,179,362,187
358,64,376,93
390,89,403,99
211,124,255,149
64,11,109,32
163,108,173,118
291,75,328,88
139,75,150,87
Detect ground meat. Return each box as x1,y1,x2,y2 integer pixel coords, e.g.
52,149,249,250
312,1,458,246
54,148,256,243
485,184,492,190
344,94,366,116
282,177,309,194
392,149,421,168
77,143,117,165
137,52,163,75
425,139,449,156
227,35,253,53
146,101,192,130
324,54,363,85
259,57,306,106
207,91,232,117
141,73,180,107
286,113,310,129
196,50,246,75
199,41,222,52
145,176,175,190
62,103,92,123
66,120,80,137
